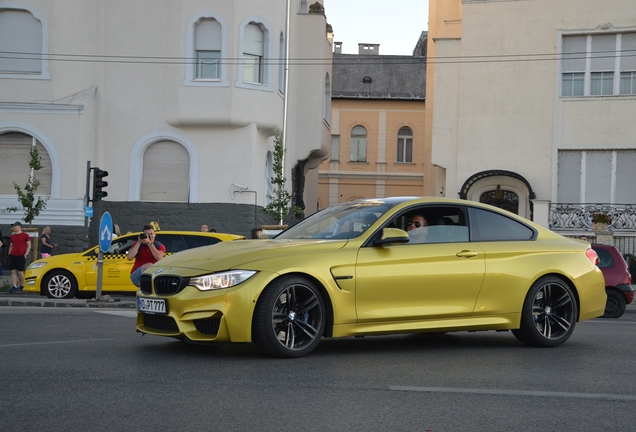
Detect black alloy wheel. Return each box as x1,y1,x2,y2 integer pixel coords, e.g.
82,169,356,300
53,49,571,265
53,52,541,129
512,276,577,347
253,276,326,358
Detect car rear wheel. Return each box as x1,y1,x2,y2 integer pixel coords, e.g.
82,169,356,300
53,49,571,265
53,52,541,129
43,270,78,299
252,276,326,358
603,289,626,319
512,276,577,347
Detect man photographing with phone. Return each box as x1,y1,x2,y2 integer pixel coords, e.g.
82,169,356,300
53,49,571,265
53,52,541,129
127,224,165,287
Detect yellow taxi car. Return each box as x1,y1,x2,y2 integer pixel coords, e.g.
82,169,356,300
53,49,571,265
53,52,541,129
136,197,607,358
25,230,246,299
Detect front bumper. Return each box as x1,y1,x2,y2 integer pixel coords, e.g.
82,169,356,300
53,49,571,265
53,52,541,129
136,271,275,343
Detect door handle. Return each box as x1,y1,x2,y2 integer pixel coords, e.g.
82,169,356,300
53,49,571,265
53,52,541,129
456,250,478,258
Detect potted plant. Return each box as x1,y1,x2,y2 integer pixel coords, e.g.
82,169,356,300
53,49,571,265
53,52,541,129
591,212,611,231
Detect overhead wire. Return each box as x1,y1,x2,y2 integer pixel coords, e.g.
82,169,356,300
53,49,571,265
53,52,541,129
0,49,635,67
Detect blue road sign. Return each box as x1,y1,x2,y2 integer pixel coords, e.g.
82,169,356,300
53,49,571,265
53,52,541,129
99,211,113,253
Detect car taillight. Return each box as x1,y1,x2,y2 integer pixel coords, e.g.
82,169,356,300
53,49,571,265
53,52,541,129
586,248,599,266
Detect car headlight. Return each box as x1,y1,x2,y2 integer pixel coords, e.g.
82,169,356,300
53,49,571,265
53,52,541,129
27,262,48,270
190,270,257,291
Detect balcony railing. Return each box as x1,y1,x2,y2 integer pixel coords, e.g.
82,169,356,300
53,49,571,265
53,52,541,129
549,203,636,231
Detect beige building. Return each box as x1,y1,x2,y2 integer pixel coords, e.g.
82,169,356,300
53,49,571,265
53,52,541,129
318,43,427,209
0,1,331,228
427,0,636,246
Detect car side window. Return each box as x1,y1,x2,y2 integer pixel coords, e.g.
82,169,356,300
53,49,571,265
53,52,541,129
594,248,615,268
185,235,221,248
155,234,187,253
390,205,469,244
468,207,535,241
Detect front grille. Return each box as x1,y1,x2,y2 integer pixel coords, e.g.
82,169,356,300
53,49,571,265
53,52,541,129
139,275,152,294
194,317,221,335
143,313,179,332
154,276,189,295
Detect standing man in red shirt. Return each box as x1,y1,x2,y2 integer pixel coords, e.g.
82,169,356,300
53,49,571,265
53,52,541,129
8,221,31,293
127,224,165,287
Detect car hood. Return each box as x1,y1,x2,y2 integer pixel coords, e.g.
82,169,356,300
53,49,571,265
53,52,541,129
151,238,348,273
29,251,90,267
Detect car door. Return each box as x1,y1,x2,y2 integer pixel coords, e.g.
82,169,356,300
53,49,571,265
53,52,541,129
355,211,485,322
465,206,538,316
83,235,137,291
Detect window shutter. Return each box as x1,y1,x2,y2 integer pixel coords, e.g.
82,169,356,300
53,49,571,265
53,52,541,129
621,33,636,72
244,24,264,56
0,10,42,73
616,150,636,203
195,19,222,51
0,133,51,195
557,151,581,203
141,142,189,202
591,34,616,71
562,36,586,73
585,151,612,203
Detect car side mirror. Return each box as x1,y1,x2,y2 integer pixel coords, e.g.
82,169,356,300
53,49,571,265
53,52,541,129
373,228,410,246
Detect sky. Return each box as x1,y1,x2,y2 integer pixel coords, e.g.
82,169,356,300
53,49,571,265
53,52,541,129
323,0,429,56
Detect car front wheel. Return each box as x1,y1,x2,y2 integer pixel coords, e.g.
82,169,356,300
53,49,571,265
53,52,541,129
43,270,78,299
603,289,626,319
512,276,577,347
252,276,326,358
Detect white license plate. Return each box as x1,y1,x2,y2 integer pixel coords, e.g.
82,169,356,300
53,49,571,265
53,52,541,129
137,297,166,314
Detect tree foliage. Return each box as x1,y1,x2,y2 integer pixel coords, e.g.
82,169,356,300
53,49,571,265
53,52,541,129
3,144,49,225
263,132,302,224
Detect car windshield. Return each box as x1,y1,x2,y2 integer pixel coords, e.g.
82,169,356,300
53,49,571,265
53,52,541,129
277,199,399,240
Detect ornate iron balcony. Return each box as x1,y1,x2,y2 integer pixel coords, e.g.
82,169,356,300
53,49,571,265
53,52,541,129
549,203,636,231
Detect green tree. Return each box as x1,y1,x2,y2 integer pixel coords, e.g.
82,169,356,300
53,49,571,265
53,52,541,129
3,143,48,226
263,132,302,224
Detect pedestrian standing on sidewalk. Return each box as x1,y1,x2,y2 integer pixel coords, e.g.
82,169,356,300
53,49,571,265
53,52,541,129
0,229,4,278
8,221,31,293
39,226,58,258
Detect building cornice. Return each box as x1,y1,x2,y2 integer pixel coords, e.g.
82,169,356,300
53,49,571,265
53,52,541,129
319,170,424,181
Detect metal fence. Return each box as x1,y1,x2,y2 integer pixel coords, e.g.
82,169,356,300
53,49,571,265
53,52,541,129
550,203,636,231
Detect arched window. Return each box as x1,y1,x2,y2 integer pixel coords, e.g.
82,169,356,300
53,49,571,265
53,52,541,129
324,73,331,123
397,126,413,163
141,141,189,202
184,13,227,87
0,132,51,195
243,23,265,84
0,6,49,79
350,125,367,162
480,186,519,214
195,18,222,79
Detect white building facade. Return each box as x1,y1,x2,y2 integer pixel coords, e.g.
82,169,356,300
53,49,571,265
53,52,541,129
428,0,636,241
0,1,331,229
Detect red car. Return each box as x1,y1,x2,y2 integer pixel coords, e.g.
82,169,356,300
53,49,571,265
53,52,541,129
592,244,635,318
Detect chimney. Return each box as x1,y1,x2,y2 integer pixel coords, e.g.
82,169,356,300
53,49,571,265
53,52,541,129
334,41,342,54
358,43,379,55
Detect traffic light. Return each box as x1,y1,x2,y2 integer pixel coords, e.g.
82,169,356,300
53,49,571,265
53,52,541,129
92,168,109,201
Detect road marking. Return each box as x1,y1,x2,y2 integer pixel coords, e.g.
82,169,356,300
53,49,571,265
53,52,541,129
95,310,137,318
0,339,112,348
390,386,636,401
587,320,636,325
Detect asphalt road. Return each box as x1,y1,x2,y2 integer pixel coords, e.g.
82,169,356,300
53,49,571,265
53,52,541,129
1,304,636,431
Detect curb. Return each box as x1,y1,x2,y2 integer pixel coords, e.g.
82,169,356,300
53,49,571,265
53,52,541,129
0,293,136,309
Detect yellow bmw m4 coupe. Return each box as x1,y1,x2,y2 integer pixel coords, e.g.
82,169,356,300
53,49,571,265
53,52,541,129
136,197,606,358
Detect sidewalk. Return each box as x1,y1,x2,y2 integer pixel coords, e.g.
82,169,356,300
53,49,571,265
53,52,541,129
0,290,136,309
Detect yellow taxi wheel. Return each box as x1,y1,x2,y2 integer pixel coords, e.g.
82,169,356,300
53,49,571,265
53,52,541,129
43,270,78,299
